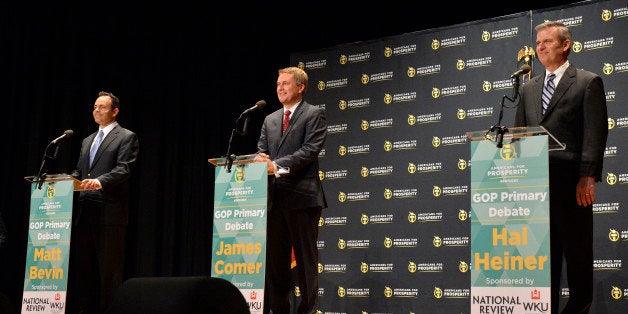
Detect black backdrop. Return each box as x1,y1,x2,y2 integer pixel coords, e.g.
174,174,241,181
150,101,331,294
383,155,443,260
1,0,583,311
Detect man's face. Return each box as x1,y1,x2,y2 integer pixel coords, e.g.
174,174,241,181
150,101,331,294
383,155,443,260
276,72,303,106
93,96,118,126
535,27,570,68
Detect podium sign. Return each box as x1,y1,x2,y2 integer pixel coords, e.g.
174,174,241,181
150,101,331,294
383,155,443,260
210,159,267,314
22,176,77,313
469,134,551,313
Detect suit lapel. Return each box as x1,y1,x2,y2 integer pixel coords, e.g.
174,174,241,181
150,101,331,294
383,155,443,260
544,65,576,118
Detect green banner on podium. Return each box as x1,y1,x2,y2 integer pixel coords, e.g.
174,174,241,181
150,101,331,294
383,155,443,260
470,135,551,313
22,179,74,313
211,161,268,314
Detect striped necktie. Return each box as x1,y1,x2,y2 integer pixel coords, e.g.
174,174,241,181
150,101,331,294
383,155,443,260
542,73,556,114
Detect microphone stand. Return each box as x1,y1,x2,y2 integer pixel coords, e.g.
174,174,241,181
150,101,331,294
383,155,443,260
487,75,521,148
224,114,250,173
34,142,59,190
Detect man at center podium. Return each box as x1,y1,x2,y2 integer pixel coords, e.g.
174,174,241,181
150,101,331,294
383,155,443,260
255,66,328,314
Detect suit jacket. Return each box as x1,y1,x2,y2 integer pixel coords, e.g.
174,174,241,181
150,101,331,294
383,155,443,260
71,123,139,225
257,100,327,211
514,64,607,181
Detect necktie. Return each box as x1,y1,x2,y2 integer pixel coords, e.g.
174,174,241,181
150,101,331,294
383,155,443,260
282,110,291,134
89,130,104,166
542,73,556,114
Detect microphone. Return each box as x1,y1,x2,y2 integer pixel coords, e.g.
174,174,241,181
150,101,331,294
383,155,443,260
51,129,74,144
240,100,266,116
510,64,531,78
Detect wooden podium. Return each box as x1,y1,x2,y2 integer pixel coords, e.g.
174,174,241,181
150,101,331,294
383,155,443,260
208,154,268,314
21,173,82,313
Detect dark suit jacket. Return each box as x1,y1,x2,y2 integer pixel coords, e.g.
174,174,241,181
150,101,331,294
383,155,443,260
514,64,607,181
71,123,139,225
257,100,327,211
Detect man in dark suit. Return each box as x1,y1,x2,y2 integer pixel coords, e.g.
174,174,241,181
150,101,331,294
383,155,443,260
69,91,139,313
514,21,607,314
255,66,327,314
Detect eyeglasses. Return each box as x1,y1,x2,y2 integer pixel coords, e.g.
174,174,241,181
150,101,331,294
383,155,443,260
93,105,111,111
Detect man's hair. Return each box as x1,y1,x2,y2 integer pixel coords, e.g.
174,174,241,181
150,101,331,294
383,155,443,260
536,20,572,55
98,91,120,109
279,67,308,94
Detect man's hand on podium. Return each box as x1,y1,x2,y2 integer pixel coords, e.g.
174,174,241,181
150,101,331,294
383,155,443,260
80,178,102,191
254,153,276,175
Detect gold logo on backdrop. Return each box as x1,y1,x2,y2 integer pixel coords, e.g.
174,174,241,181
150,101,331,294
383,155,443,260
482,81,492,92
361,262,369,273
408,211,417,223
384,47,393,57
46,184,56,199
458,209,468,221
457,159,467,170
383,188,392,200
608,117,615,129
318,217,324,227
572,41,583,53
408,261,417,273
459,261,469,273
603,63,613,75
361,214,369,225
317,81,325,91
384,237,393,248
407,67,416,77
318,170,324,181
361,74,370,84
481,31,491,42
433,236,442,247
606,172,617,185
384,286,393,298
601,10,612,22
361,167,369,177
457,109,466,120
361,120,369,130
317,263,323,273
294,286,301,297
434,287,443,298
432,136,441,147
337,286,346,297
338,145,347,156
338,192,346,202
407,163,416,174
608,229,620,242
431,87,440,98
383,141,392,152
407,114,416,125
431,39,440,50
432,186,441,197
383,93,392,104
339,54,347,64
611,286,622,299
338,239,347,249
297,62,305,69
338,100,347,110
456,60,465,70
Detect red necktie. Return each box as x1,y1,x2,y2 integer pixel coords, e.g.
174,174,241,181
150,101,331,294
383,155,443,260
282,110,291,134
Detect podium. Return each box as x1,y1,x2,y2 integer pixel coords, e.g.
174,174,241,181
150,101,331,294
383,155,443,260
467,126,563,313
21,173,82,313
208,154,268,314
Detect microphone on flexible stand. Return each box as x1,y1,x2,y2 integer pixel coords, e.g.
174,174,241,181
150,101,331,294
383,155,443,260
35,129,74,189
225,100,266,173
487,64,531,148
